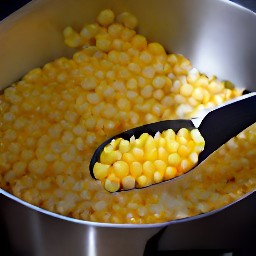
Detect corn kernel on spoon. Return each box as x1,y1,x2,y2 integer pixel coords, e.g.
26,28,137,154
90,92,256,192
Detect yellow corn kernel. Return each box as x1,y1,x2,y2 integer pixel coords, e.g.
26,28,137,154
162,129,176,140
121,28,136,42
131,34,147,50
80,23,100,40
116,12,138,29
153,171,164,183
122,152,136,164
97,9,115,26
156,137,166,147
166,140,179,153
153,89,164,100
130,161,143,178
177,136,188,145
96,35,112,52
104,175,120,192
28,159,47,175
122,175,135,190
128,62,141,74
178,159,194,174
158,147,168,162
189,152,199,164
110,138,122,150
108,23,124,38
147,42,165,56
100,149,122,165
177,128,190,139
81,77,97,90
141,85,153,98
168,153,181,166
142,67,155,79
113,161,129,178
136,175,148,187
192,88,204,101
178,144,190,157
191,129,205,144
118,139,130,153
13,161,27,176
152,76,166,89
143,161,155,178
180,83,193,97
132,147,144,161
164,166,177,180
117,97,131,111
139,51,152,64
87,93,101,105
135,133,149,147
63,26,82,48
111,38,123,51
144,135,156,150
93,162,110,179
154,160,167,173
144,148,158,162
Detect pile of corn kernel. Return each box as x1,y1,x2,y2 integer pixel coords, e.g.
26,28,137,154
1,9,255,224
94,128,205,192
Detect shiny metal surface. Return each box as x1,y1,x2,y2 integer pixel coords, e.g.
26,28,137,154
0,0,256,255
0,194,162,255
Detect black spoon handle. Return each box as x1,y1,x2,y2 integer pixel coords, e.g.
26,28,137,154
197,93,256,163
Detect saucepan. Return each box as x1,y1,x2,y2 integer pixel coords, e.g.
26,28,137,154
0,0,256,255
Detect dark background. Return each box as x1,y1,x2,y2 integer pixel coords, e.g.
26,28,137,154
0,0,32,20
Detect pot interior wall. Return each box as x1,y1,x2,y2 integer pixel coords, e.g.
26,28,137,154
0,0,255,90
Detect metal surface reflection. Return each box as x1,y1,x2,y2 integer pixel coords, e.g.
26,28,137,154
86,226,97,256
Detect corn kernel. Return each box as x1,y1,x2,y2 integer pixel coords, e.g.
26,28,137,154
180,83,193,97
148,42,165,55
113,161,129,178
108,23,124,38
105,176,120,193
166,140,179,153
164,166,177,180
130,162,143,178
80,23,100,39
93,163,110,179
100,149,122,165
143,161,155,177
178,145,191,157
137,175,148,187
131,35,147,50
96,35,112,52
97,9,115,26
118,139,130,153
122,176,135,190
168,153,181,166
122,152,136,164
191,129,205,144
132,147,144,161
116,12,138,29
153,171,164,183
152,76,166,89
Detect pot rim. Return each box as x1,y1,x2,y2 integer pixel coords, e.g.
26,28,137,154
1,188,255,228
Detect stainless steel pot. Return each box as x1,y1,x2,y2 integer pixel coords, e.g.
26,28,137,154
0,0,256,255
